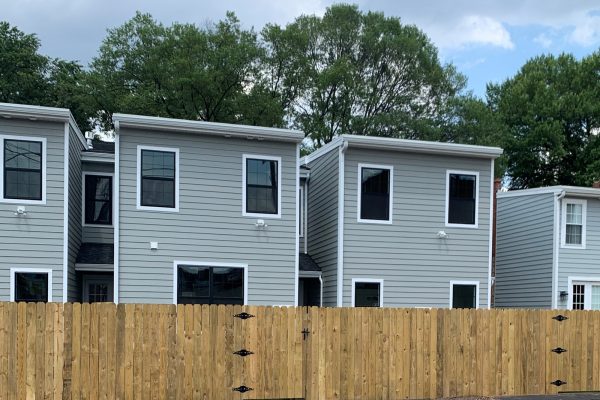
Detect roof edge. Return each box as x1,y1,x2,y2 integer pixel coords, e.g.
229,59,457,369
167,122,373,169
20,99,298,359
498,185,600,199
113,113,304,143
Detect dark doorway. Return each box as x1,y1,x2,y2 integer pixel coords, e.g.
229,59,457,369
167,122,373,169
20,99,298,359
299,277,321,306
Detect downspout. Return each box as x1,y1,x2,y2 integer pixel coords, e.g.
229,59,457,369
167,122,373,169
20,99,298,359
336,139,349,307
113,121,120,304
552,190,566,309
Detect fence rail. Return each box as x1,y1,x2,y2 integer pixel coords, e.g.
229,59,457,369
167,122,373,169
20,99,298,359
0,302,598,399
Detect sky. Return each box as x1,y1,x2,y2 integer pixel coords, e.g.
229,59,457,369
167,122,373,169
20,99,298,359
2,0,600,98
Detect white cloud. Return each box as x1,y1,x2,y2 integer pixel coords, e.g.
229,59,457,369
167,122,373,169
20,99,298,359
454,15,514,49
533,33,552,48
569,14,600,46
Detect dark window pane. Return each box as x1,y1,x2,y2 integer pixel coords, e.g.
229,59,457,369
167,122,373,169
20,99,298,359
15,272,48,302
140,150,176,208
448,174,476,225
354,282,380,307
85,175,112,224
177,266,244,305
4,139,42,200
360,168,390,221
246,159,278,214
452,284,476,308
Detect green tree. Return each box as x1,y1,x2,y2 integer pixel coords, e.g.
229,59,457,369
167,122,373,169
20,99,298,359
489,52,600,189
261,4,465,148
86,12,282,130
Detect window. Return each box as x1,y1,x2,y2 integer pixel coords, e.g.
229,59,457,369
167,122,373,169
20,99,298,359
84,174,112,225
561,199,586,248
352,279,383,307
176,264,245,305
358,164,393,223
10,268,52,302
2,137,45,202
569,280,600,310
243,155,281,217
446,171,479,227
450,281,479,309
137,146,179,210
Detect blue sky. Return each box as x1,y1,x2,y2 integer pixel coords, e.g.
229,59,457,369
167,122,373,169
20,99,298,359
1,0,599,98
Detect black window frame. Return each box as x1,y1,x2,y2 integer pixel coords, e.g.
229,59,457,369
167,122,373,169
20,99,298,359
3,138,43,201
84,174,113,225
177,265,245,305
13,271,50,302
244,157,279,215
447,172,478,226
359,165,392,222
140,148,177,209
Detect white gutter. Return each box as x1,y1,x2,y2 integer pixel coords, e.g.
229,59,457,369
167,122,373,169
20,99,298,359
552,190,566,309
294,142,300,306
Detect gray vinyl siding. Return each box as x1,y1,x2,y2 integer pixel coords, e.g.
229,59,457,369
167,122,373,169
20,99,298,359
557,197,600,309
67,126,85,301
342,148,492,308
0,119,65,301
306,149,339,306
81,162,115,244
118,128,297,305
495,193,555,308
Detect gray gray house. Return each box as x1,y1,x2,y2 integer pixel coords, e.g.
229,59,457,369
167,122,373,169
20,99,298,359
302,135,502,308
495,186,600,310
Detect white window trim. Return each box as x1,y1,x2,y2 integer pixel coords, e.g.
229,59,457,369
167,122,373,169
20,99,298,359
567,276,600,310
449,280,480,309
299,185,304,237
10,267,53,302
351,278,384,307
0,135,47,205
172,260,248,305
561,198,586,249
136,145,179,212
445,170,480,229
242,154,282,219
82,171,115,227
357,163,393,224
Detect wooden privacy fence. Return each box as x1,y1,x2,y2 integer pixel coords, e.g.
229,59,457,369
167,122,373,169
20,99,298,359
0,303,599,399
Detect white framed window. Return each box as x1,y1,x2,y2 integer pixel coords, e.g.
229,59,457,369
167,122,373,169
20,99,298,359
351,278,384,307
172,261,248,305
242,154,282,218
449,280,479,309
561,199,586,249
82,172,114,226
445,170,479,228
567,277,600,310
357,163,393,224
136,145,179,212
0,135,47,204
10,268,53,302
299,185,304,237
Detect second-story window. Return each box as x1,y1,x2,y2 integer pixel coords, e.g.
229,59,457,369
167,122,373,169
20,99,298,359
243,155,280,217
139,147,178,210
84,175,112,225
4,139,43,201
446,171,478,227
359,164,392,223
562,199,586,248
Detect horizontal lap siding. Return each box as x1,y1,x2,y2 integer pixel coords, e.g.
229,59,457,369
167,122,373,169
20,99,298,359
118,129,297,305
67,126,85,301
343,148,492,307
495,194,555,308
0,119,65,301
306,150,339,306
558,197,600,308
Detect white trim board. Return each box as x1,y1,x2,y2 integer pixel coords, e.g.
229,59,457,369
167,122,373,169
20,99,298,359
351,278,384,307
10,267,53,302
62,124,69,302
136,145,180,212
294,143,300,306
567,277,600,310
487,159,494,309
113,128,120,304
81,171,115,227
560,198,587,249
242,154,282,219
449,280,480,309
0,134,48,205
445,169,480,229
172,260,249,305
356,163,394,224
